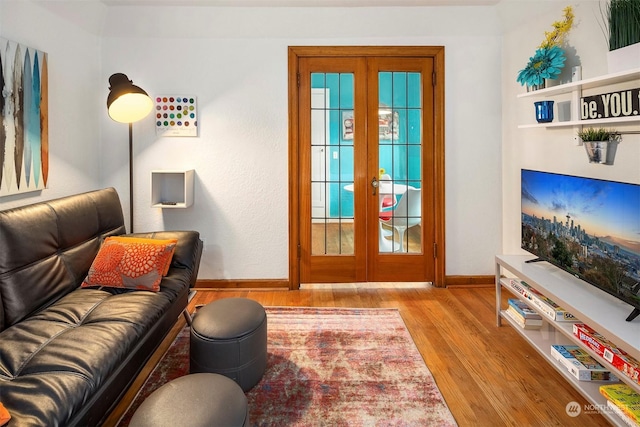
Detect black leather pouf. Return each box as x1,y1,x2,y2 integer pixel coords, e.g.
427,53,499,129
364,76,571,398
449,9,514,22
129,373,248,427
190,297,267,392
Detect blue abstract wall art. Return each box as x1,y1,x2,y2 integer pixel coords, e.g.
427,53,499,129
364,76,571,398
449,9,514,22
0,38,48,197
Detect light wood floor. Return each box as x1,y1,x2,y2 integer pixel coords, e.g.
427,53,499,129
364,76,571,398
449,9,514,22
105,286,610,427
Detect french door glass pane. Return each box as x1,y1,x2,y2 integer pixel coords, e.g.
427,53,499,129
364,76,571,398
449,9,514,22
378,71,422,253
310,72,354,255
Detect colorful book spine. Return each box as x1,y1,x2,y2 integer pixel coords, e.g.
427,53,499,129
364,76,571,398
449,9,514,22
506,305,543,327
503,306,542,330
507,279,577,322
550,344,618,382
599,383,640,425
573,323,640,386
507,298,542,320
606,401,638,427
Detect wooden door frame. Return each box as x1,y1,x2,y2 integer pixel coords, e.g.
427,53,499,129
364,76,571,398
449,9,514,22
288,46,446,289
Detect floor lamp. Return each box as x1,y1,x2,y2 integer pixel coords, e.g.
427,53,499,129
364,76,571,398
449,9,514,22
107,73,153,233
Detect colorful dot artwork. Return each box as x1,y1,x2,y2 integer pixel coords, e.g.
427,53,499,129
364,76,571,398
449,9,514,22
154,95,198,137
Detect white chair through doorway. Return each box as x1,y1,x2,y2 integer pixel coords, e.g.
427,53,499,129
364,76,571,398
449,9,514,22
379,187,421,252
379,174,396,209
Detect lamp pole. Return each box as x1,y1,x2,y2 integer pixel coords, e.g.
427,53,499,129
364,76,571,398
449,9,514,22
106,73,152,234
129,122,134,233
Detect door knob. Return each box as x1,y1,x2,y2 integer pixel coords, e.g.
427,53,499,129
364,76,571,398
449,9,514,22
371,176,378,195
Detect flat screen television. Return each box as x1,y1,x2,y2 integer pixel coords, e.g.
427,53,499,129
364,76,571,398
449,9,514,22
521,169,640,322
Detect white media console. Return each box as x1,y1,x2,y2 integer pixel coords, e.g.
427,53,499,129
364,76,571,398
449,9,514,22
495,254,640,426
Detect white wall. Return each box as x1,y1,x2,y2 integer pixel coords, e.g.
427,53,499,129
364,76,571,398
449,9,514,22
2,1,635,282
0,0,105,208
99,5,504,280
1,1,506,281
500,0,640,255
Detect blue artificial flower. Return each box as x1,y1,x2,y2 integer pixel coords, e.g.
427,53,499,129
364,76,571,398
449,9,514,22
516,46,566,87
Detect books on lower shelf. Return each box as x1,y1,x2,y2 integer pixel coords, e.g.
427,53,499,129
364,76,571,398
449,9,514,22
573,323,640,387
507,278,577,322
506,298,543,329
508,298,542,320
599,384,640,426
551,345,619,382
606,401,639,427
503,306,542,330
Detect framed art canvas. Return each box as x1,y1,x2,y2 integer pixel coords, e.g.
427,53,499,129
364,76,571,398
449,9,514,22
155,95,198,137
0,38,49,197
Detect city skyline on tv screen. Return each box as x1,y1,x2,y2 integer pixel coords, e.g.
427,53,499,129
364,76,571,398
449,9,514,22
522,170,640,257
521,169,640,314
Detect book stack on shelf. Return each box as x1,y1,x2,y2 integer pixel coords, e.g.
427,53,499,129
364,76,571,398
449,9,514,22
507,279,577,322
504,298,543,330
599,384,640,427
574,323,640,386
551,344,619,382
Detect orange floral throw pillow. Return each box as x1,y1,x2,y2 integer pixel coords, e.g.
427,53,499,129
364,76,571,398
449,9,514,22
0,402,10,426
82,236,178,292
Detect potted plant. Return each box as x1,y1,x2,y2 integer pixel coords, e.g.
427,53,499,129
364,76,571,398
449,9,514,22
577,127,621,164
603,0,640,73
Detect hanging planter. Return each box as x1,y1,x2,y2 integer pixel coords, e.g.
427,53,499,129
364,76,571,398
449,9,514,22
583,140,610,164
577,127,621,165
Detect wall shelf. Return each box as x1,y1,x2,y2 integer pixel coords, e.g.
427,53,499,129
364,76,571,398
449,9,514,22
518,68,640,129
151,169,195,209
518,115,639,129
517,68,640,99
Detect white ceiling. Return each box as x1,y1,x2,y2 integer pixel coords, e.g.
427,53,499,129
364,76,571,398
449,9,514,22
100,0,501,6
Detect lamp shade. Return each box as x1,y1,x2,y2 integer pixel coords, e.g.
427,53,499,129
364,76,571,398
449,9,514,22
107,73,153,123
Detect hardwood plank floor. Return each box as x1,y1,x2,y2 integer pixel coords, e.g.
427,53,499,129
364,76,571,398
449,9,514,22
105,286,611,427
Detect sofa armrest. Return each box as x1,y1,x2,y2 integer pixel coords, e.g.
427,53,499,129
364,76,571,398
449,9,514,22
128,231,203,287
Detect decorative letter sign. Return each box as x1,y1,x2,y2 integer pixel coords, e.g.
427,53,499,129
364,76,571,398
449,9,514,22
580,88,640,121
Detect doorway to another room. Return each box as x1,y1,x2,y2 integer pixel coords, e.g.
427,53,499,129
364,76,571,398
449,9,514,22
288,46,445,289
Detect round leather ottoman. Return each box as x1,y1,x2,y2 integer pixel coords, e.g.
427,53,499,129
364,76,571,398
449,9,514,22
190,297,267,392
129,373,248,427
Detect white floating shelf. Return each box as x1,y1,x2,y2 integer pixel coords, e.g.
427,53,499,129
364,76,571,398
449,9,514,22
151,169,195,209
518,115,640,129
517,68,640,99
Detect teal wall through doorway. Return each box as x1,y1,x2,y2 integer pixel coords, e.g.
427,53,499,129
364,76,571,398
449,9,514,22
311,72,422,218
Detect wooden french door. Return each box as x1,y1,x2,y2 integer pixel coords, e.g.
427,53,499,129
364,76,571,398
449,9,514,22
288,47,445,288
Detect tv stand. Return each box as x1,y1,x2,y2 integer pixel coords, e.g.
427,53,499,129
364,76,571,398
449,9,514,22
496,255,640,427
627,308,640,322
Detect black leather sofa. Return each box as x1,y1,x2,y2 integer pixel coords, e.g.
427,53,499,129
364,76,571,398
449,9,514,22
0,188,203,427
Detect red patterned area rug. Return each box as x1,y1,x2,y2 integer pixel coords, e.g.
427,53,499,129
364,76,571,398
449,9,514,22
117,307,458,426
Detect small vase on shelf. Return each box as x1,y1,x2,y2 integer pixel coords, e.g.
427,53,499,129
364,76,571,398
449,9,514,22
534,100,554,123
526,80,546,92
